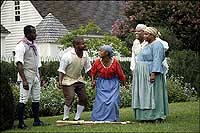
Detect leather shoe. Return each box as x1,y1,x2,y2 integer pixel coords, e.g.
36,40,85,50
33,121,45,126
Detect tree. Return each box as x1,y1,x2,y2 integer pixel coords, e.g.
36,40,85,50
123,1,200,52
59,21,131,57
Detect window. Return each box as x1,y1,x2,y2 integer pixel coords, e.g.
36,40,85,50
14,0,20,21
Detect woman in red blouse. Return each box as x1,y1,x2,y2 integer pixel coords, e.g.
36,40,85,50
90,45,127,122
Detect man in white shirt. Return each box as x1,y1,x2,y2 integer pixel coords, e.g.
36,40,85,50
15,25,44,129
58,37,92,121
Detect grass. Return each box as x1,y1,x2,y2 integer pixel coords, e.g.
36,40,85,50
3,102,199,133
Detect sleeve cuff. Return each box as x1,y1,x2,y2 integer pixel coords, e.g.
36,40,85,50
57,69,66,74
85,66,92,73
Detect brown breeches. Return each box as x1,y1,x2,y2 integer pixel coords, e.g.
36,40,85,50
62,82,87,107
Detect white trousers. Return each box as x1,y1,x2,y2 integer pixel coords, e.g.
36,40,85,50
19,76,41,104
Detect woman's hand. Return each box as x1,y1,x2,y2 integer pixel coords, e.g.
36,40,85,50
91,80,96,89
124,84,129,90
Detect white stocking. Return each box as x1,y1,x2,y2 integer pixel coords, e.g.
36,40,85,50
74,105,84,120
63,105,70,120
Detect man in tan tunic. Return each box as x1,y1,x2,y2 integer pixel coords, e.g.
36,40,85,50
58,37,91,121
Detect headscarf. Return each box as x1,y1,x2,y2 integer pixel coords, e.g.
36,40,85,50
135,24,147,31
144,27,161,37
100,45,114,58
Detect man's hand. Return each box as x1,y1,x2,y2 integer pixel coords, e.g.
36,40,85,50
23,80,29,90
57,81,63,89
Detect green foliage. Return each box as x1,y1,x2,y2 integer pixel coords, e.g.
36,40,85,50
168,1,200,52
59,21,101,48
40,77,64,116
0,82,16,131
167,76,193,103
157,26,183,52
40,61,59,81
119,61,132,82
120,85,132,108
59,21,131,57
168,50,200,96
124,1,200,52
0,61,17,82
124,1,172,27
10,78,64,118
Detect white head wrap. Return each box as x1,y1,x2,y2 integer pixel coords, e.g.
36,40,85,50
135,24,147,31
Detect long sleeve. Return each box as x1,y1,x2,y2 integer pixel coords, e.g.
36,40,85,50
57,52,71,74
15,43,25,65
84,52,92,73
116,60,126,81
151,42,165,73
130,45,136,71
90,60,98,78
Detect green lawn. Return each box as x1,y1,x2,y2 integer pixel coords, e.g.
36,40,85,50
3,102,199,133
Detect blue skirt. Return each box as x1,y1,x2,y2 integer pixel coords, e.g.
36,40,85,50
91,76,120,122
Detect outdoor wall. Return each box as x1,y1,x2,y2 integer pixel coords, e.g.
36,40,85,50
1,1,42,56
38,42,63,58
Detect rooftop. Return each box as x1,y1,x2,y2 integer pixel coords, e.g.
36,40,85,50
36,13,69,43
31,1,126,34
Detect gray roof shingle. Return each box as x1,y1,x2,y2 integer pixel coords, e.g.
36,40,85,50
31,1,125,34
36,13,69,43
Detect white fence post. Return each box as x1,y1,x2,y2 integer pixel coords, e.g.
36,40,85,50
1,56,131,62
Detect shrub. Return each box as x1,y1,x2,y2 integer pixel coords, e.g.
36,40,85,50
11,77,132,117
0,61,17,82
167,75,198,103
0,61,16,131
120,84,132,108
119,61,132,83
168,50,200,96
40,77,64,116
40,61,59,81
0,83,16,131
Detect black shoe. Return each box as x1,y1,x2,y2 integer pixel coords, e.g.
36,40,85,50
155,118,165,123
73,118,81,121
33,121,45,126
18,123,28,129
